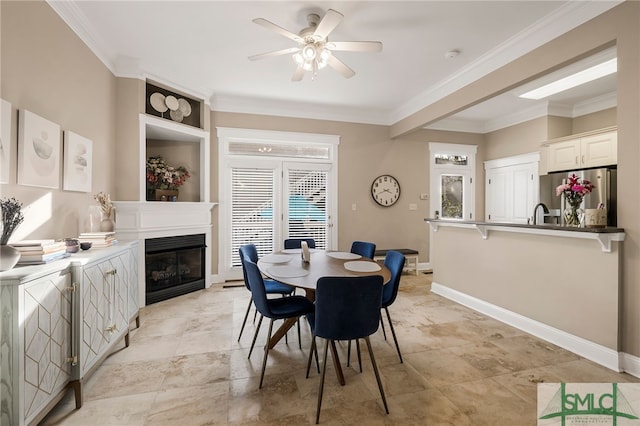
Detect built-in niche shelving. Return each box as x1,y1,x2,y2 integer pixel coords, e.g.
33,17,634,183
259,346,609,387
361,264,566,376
140,118,209,203
140,80,210,203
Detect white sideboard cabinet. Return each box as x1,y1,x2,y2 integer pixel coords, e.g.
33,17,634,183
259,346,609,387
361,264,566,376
69,242,138,408
1,264,73,426
0,241,139,425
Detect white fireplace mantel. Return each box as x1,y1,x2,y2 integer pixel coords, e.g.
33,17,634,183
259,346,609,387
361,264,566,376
112,201,217,305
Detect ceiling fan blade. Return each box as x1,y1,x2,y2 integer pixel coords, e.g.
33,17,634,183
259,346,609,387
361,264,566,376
252,18,302,43
326,41,383,53
249,47,300,61
313,9,343,41
291,64,305,82
326,55,355,79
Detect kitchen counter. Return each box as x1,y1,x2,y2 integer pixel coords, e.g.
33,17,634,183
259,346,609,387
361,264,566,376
426,217,623,371
424,218,625,252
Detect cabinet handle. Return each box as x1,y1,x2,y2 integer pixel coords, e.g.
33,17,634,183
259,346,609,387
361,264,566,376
105,324,118,333
106,269,117,276
582,155,585,164
575,156,578,165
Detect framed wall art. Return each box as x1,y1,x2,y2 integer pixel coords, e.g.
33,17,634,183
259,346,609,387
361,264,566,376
18,110,61,189
0,99,11,184
63,130,92,192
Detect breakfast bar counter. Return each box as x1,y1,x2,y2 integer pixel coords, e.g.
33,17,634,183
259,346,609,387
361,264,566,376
424,218,624,372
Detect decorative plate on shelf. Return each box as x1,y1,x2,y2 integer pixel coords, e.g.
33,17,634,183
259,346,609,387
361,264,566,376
164,95,179,111
178,98,192,116
150,92,168,113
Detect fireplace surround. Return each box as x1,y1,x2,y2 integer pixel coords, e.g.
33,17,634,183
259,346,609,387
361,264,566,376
112,201,216,306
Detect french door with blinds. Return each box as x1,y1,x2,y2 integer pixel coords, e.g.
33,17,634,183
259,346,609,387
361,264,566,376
218,127,339,281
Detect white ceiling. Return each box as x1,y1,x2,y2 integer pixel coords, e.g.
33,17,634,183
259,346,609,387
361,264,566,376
49,1,620,131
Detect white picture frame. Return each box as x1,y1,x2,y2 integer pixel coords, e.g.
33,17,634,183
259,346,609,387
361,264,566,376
17,110,61,188
63,130,92,192
0,99,11,184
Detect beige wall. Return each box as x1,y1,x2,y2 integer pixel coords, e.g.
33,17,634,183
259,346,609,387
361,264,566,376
404,2,640,358
1,1,116,240
483,117,548,161
210,113,486,265
573,107,617,134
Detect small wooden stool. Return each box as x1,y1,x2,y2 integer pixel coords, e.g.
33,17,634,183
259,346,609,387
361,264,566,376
373,249,419,276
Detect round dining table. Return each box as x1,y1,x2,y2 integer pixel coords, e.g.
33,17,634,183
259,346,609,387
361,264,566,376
257,249,391,385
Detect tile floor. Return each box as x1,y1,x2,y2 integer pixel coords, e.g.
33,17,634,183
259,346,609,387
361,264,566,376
41,273,638,425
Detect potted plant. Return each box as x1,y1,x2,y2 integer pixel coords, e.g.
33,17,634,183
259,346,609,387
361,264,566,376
0,197,24,271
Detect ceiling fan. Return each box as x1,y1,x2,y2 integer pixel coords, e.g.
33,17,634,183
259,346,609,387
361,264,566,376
249,9,383,81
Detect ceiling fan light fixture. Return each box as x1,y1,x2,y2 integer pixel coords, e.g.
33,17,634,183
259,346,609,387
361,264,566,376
302,44,317,60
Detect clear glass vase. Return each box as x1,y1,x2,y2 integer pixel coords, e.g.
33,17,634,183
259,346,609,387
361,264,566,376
564,200,583,227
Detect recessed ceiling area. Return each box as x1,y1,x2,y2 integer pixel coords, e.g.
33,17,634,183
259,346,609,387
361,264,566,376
426,47,617,133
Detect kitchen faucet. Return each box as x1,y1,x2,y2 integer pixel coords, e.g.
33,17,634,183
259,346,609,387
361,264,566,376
532,203,549,225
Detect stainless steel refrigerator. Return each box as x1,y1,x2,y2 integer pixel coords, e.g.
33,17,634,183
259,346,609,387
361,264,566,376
539,168,617,226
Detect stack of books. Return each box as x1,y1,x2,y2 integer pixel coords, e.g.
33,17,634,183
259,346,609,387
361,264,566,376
78,232,117,248
13,240,69,265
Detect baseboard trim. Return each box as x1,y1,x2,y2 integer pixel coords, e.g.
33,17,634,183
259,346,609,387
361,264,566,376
619,352,640,378
431,282,622,373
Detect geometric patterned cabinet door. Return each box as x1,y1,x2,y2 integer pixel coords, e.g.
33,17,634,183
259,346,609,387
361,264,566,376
0,266,73,426
71,246,132,408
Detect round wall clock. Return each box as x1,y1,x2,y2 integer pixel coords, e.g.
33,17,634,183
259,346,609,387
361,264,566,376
371,175,400,207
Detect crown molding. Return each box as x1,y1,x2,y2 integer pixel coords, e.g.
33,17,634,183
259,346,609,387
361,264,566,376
573,91,617,117
211,94,389,125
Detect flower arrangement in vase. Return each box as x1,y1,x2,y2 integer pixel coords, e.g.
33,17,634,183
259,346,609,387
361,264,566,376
0,197,24,271
146,156,190,201
556,174,594,227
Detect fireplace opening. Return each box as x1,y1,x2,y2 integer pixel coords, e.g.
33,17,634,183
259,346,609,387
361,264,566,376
145,234,206,305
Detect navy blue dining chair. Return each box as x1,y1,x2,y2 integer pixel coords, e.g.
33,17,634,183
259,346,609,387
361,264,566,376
284,238,316,249
238,244,296,357
380,250,406,363
347,250,406,368
242,258,315,389
306,275,388,423
350,241,376,259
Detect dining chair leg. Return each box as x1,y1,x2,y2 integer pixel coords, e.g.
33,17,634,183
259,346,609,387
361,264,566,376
238,297,253,342
306,336,320,378
347,340,351,367
356,339,362,373
364,336,389,415
379,313,388,340
384,307,403,363
248,315,264,359
297,318,302,350
316,339,330,424
259,319,275,389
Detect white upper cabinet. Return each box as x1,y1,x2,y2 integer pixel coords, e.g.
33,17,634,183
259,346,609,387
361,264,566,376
547,128,617,172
